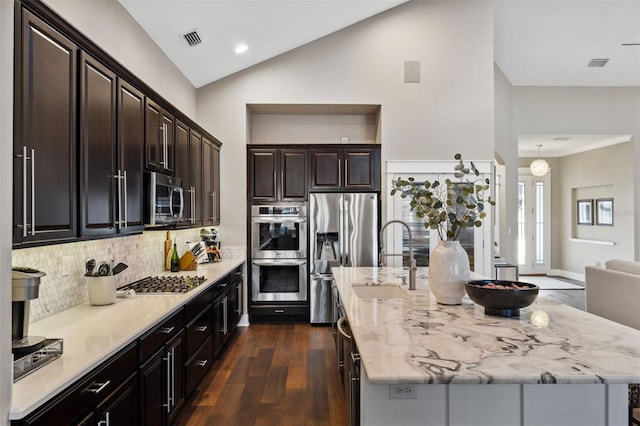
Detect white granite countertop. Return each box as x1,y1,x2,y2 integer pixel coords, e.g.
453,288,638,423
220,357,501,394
332,266,640,385
10,258,245,420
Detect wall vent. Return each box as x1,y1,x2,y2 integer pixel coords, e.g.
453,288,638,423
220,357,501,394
587,58,609,67
182,30,202,47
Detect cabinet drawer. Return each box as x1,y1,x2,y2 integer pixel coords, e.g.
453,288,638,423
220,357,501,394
18,343,137,426
185,335,213,397
185,305,212,357
250,304,309,323
185,287,212,323
138,309,184,361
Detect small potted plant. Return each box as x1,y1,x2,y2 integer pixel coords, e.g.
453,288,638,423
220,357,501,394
390,153,494,304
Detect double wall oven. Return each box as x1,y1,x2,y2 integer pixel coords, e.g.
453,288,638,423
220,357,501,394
250,205,308,303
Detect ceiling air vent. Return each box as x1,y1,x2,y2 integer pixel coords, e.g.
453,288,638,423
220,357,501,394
182,30,202,47
587,58,609,68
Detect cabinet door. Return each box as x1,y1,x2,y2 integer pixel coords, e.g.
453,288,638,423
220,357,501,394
175,120,192,221
14,9,77,245
162,111,175,175
190,130,203,225
167,332,186,425
280,149,307,200
95,372,138,426
139,349,164,426
202,136,215,225
310,149,342,190
117,80,145,232
145,99,163,172
79,51,117,236
248,149,277,201
227,280,242,335
344,148,379,190
212,145,221,224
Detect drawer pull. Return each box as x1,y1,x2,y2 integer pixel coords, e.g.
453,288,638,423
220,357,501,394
195,359,208,367
274,309,285,313
83,380,111,394
195,326,208,332
159,326,175,334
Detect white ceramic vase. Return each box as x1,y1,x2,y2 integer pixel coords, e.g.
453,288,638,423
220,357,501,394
429,240,470,305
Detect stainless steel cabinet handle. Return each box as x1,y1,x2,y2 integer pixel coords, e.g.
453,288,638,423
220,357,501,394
159,124,166,166
163,122,168,167
337,317,351,340
195,325,208,332
97,412,110,426
212,192,217,221
235,285,242,314
187,186,195,223
18,146,28,237
195,360,208,367
82,380,110,394
163,352,171,412
30,148,35,236
115,170,122,228
222,297,228,335
159,326,175,334
123,170,128,228
274,309,285,313
170,347,175,408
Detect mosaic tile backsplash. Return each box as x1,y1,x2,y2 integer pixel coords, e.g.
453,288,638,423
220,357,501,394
12,228,246,323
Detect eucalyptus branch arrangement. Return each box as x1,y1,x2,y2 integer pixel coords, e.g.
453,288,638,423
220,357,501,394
390,154,495,241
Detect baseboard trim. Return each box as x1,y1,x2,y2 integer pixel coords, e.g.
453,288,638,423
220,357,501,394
549,269,585,282
238,314,250,327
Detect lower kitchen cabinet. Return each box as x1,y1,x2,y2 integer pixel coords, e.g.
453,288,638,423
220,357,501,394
13,343,138,426
139,330,185,426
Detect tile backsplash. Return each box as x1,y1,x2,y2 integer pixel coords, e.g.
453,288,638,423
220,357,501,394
12,229,246,322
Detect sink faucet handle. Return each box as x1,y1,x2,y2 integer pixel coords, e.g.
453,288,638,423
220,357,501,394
401,275,407,285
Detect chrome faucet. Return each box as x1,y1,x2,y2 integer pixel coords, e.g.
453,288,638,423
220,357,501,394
379,220,417,290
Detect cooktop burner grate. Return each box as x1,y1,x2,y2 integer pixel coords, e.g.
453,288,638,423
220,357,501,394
122,275,207,293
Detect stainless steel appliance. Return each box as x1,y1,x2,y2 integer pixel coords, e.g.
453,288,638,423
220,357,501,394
251,259,308,302
120,275,207,293
251,205,307,259
12,267,63,382
309,193,378,323
145,171,185,226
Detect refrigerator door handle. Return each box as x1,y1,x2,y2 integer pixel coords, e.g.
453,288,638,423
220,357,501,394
343,196,350,266
338,194,345,265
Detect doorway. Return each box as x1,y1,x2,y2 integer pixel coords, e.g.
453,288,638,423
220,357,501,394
517,169,551,275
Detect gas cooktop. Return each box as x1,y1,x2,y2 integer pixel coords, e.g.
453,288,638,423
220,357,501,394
121,275,207,294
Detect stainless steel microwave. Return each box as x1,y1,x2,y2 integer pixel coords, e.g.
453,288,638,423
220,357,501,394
145,172,184,226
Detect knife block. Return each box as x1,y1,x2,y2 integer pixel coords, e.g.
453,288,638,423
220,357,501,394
179,252,197,271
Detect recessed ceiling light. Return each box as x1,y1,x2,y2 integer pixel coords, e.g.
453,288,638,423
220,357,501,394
235,44,248,54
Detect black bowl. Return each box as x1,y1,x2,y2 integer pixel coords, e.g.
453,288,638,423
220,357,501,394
465,280,539,317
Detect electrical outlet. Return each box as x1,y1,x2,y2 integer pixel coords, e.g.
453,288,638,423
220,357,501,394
389,384,416,399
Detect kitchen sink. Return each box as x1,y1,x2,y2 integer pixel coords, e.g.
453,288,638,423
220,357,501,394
351,283,406,299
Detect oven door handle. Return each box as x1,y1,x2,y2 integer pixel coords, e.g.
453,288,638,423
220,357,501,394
252,259,307,266
251,217,307,224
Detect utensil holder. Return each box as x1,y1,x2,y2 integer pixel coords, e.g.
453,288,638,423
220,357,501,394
88,275,116,306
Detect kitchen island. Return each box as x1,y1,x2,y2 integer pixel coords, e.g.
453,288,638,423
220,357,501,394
10,258,245,421
332,266,640,426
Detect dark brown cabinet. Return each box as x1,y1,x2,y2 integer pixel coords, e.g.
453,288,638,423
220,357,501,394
202,136,220,225
248,148,307,202
13,8,78,245
79,52,144,237
175,121,198,224
139,330,185,426
145,98,175,175
13,343,138,426
189,129,203,225
310,147,380,191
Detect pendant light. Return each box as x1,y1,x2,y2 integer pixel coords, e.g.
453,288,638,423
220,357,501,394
529,144,550,176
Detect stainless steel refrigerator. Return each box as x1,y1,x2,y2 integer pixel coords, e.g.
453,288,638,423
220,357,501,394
309,192,379,323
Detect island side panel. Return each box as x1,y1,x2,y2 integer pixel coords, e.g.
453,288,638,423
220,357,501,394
448,384,520,425
523,384,606,425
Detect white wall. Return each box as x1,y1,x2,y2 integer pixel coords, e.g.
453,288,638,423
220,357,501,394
493,65,517,265
513,87,639,261
43,0,197,120
1,0,13,422
197,1,496,247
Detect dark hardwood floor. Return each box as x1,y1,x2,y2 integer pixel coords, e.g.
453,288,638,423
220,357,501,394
176,323,348,426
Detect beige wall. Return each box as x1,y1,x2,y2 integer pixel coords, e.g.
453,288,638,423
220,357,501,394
196,1,496,247
43,0,197,120
513,87,639,261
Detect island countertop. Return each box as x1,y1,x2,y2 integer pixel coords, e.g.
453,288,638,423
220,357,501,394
10,258,245,420
332,266,640,385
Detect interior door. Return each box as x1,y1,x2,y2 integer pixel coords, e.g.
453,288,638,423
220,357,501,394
517,169,551,274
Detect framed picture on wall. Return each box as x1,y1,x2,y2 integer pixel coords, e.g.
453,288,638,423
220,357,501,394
577,199,593,225
596,198,614,226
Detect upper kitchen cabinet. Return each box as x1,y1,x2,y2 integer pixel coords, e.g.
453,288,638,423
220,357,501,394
175,120,196,223
79,53,144,237
13,9,78,246
310,146,380,191
248,148,307,202
202,136,221,225
189,129,203,225
145,98,174,175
